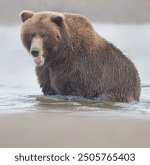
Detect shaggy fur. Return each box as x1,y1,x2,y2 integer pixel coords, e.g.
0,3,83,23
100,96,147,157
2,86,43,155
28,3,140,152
20,11,141,102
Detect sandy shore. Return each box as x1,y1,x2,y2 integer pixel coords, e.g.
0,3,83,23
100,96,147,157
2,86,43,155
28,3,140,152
0,113,150,148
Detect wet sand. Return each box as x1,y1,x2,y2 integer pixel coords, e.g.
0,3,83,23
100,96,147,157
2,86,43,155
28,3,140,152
0,113,150,148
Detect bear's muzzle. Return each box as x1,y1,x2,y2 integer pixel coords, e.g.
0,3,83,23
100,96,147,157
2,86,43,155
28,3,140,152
30,37,45,66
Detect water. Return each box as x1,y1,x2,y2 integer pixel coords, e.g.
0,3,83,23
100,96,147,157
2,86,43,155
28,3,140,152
0,24,150,118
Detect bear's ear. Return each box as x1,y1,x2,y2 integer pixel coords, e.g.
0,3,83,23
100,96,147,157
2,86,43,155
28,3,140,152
20,10,34,22
51,16,63,26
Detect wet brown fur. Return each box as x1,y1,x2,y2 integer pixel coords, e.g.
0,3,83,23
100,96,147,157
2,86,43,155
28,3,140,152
20,11,141,102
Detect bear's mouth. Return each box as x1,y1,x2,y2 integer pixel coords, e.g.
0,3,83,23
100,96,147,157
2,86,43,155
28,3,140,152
33,56,45,66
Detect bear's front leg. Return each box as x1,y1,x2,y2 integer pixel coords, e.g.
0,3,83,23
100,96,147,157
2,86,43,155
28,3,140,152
35,65,56,95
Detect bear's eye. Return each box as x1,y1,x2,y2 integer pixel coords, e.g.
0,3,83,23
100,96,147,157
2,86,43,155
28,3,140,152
31,32,35,37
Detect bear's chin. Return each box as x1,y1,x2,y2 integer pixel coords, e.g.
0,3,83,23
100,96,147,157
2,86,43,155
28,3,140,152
35,62,44,67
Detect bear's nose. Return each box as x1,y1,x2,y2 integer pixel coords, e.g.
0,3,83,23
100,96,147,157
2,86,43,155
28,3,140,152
31,48,40,57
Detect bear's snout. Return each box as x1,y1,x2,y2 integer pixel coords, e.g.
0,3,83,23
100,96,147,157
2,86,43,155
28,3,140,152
30,37,43,55
30,37,45,66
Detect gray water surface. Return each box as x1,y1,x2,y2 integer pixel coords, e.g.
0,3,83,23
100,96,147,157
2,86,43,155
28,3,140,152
0,24,150,118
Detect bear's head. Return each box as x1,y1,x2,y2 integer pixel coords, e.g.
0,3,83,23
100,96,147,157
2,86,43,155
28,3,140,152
20,10,70,67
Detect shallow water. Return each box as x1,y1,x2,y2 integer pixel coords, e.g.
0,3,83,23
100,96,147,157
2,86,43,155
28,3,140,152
0,24,150,118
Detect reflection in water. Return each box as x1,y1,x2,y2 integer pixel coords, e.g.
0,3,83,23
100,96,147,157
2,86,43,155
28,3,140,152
0,24,150,118
35,89,150,117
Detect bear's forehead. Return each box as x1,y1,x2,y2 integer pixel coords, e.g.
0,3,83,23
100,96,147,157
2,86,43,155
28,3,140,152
33,14,49,22
27,12,63,25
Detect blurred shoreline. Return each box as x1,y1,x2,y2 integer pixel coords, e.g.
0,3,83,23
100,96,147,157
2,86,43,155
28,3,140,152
0,0,150,24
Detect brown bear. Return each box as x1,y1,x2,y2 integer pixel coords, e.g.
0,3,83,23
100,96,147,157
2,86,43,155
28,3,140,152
20,10,141,102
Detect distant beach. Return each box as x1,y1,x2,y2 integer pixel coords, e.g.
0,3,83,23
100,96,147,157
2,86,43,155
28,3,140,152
0,0,150,24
